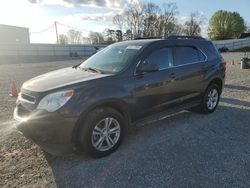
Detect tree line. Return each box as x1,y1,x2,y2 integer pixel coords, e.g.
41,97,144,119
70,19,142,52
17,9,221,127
58,2,247,44
58,29,123,45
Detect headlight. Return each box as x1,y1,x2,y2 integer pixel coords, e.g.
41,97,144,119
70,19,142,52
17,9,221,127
37,90,73,112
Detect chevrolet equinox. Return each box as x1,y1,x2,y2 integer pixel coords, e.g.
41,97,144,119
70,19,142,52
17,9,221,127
14,36,226,157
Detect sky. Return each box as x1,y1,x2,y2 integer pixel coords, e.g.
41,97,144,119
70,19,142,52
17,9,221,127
0,0,249,43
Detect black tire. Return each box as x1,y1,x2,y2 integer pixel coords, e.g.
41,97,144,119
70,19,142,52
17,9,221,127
200,84,221,114
78,107,125,158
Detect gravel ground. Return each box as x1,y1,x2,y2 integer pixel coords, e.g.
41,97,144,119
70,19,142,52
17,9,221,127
0,53,250,188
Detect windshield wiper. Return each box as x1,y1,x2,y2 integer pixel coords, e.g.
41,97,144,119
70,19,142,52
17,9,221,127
72,63,81,69
81,67,103,74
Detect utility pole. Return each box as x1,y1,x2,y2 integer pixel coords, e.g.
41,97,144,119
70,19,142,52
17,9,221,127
54,21,59,44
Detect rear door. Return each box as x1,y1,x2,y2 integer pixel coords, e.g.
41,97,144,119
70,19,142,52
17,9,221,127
171,46,206,102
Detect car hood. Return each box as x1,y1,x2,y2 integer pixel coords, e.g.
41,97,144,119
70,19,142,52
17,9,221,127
22,67,110,92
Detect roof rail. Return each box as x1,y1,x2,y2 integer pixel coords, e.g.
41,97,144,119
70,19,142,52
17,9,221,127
167,35,206,40
133,37,162,40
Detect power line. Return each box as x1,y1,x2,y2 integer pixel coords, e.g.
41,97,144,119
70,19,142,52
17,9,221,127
29,22,93,36
56,22,92,33
29,24,55,34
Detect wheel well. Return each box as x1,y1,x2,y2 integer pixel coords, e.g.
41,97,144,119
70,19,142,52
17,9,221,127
72,101,131,146
209,78,223,94
91,102,131,124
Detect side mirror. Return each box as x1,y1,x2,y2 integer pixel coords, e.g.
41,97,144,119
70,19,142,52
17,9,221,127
136,63,158,74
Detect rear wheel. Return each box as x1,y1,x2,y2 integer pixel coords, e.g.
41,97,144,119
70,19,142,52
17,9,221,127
200,84,221,114
78,107,125,158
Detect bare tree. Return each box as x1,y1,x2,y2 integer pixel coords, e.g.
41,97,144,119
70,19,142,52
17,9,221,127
113,2,180,39
124,1,144,39
113,14,125,32
154,15,164,37
183,12,205,36
58,34,68,44
112,2,207,39
89,32,104,44
171,22,184,35
67,29,82,44
142,2,161,37
82,36,91,44
162,3,179,37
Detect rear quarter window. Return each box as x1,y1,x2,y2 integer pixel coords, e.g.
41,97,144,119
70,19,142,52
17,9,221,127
173,46,205,66
201,43,220,61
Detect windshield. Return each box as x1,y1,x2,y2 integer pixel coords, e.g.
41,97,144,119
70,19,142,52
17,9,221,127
79,45,142,74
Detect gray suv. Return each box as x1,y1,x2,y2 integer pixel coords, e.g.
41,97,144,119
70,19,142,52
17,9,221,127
14,36,226,157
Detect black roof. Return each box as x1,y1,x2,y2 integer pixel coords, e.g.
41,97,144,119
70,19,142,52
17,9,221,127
114,36,209,48
115,39,162,47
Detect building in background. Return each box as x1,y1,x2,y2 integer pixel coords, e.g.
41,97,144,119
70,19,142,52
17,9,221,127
0,24,30,44
0,24,104,63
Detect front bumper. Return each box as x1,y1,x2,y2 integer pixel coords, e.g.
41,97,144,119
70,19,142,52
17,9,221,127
14,107,77,155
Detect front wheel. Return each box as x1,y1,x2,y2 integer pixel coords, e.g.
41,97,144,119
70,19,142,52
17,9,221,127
200,84,221,114
78,107,125,158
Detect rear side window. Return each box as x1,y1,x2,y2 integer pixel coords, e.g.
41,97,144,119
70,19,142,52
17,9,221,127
174,46,205,66
201,43,220,60
142,48,173,70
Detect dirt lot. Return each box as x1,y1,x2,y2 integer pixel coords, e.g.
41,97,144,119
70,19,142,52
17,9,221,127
0,53,250,187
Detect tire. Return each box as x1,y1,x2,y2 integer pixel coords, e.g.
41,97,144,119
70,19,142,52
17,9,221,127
78,107,125,158
200,84,221,114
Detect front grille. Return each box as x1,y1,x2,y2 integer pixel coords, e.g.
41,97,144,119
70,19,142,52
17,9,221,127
20,93,36,104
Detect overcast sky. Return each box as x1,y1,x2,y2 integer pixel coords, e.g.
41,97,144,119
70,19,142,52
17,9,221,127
0,0,249,43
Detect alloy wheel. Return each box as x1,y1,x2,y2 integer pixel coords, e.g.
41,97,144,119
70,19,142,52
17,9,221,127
91,117,121,151
206,88,219,110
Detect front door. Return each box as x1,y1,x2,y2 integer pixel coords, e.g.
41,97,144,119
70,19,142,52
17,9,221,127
133,47,176,118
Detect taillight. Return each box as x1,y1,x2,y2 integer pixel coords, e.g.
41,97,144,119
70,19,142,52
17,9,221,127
221,58,227,71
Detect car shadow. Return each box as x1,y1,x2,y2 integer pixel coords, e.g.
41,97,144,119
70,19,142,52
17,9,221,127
221,97,250,108
44,100,250,187
224,84,250,91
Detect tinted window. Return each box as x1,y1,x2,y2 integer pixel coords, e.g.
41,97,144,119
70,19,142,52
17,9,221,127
141,48,173,70
174,46,203,66
201,43,219,60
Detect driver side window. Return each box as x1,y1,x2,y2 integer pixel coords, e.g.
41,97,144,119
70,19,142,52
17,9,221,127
142,48,173,70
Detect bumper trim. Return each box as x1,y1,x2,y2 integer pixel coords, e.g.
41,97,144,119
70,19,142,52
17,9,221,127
14,108,29,122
